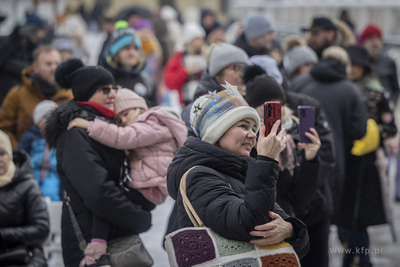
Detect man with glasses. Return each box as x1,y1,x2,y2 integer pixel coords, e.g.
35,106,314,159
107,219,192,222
0,45,73,148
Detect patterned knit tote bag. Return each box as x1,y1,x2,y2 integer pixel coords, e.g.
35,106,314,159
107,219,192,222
165,166,301,267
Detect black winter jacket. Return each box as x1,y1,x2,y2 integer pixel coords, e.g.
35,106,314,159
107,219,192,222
290,59,368,206
167,136,310,259
0,151,49,267
371,55,400,106
286,92,335,225
44,100,153,267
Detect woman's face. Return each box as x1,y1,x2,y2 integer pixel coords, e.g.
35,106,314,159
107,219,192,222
348,64,365,81
0,149,10,176
217,118,257,157
116,108,140,126
88,84,117,110
215,63,246,95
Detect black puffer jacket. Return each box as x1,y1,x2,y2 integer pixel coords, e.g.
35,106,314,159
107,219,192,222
0,151,49,267
167,136,309,259
44,100,153,267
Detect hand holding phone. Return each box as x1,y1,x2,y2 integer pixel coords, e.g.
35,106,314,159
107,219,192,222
257,120,286,160
298,106,320,160
264,102,281,136
298,106,315,143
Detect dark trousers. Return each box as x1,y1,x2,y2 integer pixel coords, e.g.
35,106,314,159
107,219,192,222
341,228,371,266
301,219,330,267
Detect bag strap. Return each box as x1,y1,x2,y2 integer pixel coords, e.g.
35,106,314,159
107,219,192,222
179,166,204,227
64,191,87,252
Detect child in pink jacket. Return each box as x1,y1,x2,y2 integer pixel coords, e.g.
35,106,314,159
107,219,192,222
69,88,188,205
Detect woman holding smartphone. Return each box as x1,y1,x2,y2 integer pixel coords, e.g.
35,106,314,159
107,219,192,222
167,82,310,259
244,67,326,267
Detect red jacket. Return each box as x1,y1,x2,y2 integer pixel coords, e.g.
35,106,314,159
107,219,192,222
164,52,201,104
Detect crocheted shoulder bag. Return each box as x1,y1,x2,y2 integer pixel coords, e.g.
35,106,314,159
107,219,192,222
165,166,301,267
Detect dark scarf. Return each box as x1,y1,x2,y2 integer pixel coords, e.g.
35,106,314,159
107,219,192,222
31,73,59,99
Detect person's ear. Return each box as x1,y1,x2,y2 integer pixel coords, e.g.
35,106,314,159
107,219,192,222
32,61,39,73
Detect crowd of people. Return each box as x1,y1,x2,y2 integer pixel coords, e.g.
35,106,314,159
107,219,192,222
0,4,399,267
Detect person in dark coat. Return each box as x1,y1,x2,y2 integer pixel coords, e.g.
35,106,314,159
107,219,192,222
244,67,332,267
167,82,310,259
360,24,400,108
44,59,153,267
336,45,397,267
234,13,275,58
0,13,48,105
290,46,368,213
0,130,49,267
99,21,156,107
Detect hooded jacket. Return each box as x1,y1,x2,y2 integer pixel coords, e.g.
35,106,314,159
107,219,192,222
44,100,153,267
0,67,73,148
290,59,368,209
0,151,49,267
167,136,309,259
87,106,188,205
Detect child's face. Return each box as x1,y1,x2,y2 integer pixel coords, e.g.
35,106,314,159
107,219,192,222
116,108,139,126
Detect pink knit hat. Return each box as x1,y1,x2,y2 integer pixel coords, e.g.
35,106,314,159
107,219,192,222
114,88,148,115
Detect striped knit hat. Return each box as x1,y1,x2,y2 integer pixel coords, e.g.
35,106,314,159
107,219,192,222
190,81,260,145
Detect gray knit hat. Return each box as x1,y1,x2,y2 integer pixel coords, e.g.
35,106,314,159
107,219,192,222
283,46,318,76
209,43,249,77
244,13,275,41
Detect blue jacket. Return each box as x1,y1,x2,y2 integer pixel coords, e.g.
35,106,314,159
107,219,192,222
16,125,42,153
17,125,60,200
30,138,60,201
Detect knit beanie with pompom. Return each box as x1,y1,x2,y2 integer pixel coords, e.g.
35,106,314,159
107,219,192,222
55,58,115,101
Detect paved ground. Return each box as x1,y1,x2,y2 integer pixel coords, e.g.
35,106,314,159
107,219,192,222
140,198,400,267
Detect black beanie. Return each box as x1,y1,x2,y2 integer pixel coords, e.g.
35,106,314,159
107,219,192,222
244,65,286,108
346,45,371,74
55,58,116,101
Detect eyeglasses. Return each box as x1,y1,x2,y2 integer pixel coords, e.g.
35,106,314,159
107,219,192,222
228,64,246,73
98,86,119,95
